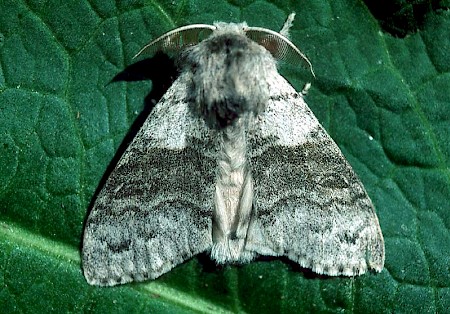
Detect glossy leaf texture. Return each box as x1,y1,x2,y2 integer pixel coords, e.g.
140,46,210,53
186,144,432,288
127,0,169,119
0,0,449,313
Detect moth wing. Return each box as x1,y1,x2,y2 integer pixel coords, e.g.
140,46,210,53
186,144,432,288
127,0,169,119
82,74,216,286
247,74,384,276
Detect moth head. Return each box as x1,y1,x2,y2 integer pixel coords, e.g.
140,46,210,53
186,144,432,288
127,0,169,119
135,24,314,76
135,22,314,128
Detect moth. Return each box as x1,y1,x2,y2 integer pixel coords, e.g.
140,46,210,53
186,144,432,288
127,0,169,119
82,13,384,286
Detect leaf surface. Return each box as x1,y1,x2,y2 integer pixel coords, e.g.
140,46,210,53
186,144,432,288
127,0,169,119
1,0,449,313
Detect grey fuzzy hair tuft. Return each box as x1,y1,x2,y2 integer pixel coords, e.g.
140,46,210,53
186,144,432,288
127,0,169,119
181,23,277,129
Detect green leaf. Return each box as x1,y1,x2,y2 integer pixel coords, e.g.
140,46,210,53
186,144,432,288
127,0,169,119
1,0,449,313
